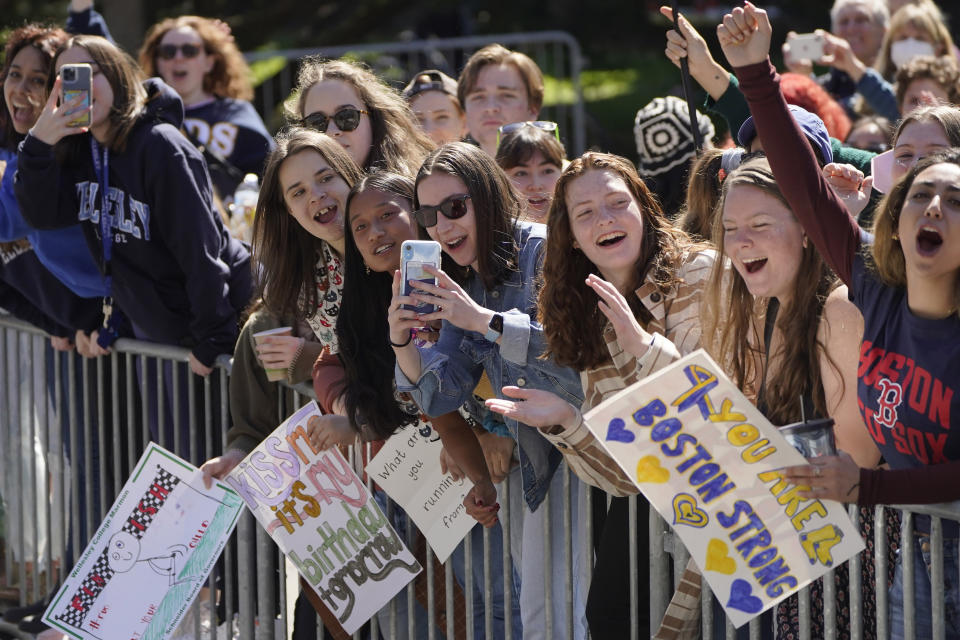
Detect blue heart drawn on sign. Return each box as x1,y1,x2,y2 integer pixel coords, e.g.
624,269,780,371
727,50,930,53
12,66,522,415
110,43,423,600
726,579,763,614
605,418,635,443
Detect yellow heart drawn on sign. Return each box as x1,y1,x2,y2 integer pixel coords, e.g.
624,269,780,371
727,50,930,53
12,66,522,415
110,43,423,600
672,493,709,528
705,538,737,575
635,455,669,484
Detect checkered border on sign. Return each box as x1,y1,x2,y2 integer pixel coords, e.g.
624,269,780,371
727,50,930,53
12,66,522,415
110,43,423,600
54,466,181,630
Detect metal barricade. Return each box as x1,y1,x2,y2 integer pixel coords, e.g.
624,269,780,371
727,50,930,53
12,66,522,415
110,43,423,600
2,311,959,639
243,31,587,157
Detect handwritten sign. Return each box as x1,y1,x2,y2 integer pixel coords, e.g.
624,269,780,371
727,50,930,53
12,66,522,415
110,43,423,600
43,444,243,640
226,401,421,634
365,421,475,562
584,350,865,628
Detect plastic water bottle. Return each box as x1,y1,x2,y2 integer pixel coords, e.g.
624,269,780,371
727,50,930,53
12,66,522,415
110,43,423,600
231,173,259,242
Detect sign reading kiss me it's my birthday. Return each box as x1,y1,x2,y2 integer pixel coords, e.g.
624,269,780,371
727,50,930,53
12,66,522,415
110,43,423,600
584,350,864,628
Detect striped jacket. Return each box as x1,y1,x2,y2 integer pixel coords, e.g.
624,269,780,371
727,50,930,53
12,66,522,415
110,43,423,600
540,248,720,496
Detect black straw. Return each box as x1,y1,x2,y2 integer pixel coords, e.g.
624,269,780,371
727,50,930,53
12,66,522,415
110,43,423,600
669,0,705,153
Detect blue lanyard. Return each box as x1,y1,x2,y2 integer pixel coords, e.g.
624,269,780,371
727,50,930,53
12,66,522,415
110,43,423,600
90,137,113,322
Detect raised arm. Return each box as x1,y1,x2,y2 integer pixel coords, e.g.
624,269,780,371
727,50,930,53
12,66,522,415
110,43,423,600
718,2,863,286
15,79,90,231
661,6,732,101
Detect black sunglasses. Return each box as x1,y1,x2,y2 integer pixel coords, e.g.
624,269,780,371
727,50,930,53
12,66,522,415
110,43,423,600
300,107,369,133
413,194,471,228
157,43,203,60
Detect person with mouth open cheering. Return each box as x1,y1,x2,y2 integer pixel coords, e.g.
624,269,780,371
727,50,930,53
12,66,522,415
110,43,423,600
718,3,960,637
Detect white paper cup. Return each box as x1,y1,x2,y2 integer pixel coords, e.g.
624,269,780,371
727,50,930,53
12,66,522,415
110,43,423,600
253,326,293,381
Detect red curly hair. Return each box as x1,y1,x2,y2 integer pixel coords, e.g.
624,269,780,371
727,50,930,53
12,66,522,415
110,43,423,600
780,72,852,141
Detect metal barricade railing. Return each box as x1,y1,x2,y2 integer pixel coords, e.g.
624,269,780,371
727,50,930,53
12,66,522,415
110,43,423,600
2,311,958,639
243,31,587,157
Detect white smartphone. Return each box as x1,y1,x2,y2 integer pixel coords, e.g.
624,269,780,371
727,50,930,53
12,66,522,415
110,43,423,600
60,63,92,128
789,33,826,62
400,240,442,314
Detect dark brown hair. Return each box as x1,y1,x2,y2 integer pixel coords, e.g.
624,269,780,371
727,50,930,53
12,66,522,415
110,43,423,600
494,123,565,171
138,16,254,101
869,148,960,318
0,25,68,150
252,127,363,319
703,158,839,424
54,35,147,153
291,58,434,175
457,44,545,113
414,142,521,291
539,151,696,370
338,172,420,439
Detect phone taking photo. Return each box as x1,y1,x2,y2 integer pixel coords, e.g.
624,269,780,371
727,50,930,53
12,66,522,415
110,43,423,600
789,33,826,62
60,63,92,128
400,240,442,314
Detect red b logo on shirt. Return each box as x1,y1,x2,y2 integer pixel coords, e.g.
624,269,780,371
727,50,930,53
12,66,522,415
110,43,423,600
876,378,903,429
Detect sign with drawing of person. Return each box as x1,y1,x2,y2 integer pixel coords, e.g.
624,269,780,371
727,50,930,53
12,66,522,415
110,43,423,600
227,401,421,635
582,349,865,628
42,443,244,639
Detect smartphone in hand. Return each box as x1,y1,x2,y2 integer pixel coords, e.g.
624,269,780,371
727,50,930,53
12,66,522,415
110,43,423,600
400,240,442,314
60,63,92,128
788,33,826,62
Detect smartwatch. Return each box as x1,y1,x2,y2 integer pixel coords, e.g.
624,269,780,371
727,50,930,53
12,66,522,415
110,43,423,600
484,313,504,342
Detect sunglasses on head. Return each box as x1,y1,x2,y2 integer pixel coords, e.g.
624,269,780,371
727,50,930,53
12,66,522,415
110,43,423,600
300,107,370,133
157,43,203,60
413,194,471,228
496,121,561,148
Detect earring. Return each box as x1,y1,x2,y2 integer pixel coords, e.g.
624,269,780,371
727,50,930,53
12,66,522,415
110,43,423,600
891,233,899,241
365,264,371,275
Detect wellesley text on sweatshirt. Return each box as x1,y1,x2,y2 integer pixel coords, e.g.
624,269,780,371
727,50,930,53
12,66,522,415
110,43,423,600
15,79,252,367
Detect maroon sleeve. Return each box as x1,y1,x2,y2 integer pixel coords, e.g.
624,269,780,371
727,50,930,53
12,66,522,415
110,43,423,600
311,347,345,414
734,59,862,286
858,462,960,506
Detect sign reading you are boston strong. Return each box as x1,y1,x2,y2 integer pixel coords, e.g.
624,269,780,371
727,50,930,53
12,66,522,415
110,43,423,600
584,350,864,628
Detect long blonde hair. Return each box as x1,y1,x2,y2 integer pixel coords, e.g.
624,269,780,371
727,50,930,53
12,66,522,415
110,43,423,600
702,158,839,424
874,3,956,80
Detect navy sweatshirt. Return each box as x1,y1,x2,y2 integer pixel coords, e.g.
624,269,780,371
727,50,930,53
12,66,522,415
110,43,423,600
0,241,102,337
15,79,252,367
183,97,273,198
65,6,113,41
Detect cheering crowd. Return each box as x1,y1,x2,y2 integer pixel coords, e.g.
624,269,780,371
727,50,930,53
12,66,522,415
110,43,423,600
1,0,960,637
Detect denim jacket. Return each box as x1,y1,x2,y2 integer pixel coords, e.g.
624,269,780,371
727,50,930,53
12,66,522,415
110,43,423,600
396,222,584,511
